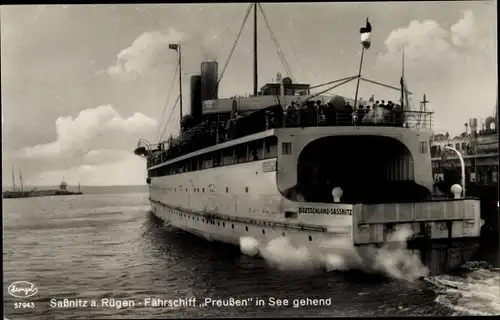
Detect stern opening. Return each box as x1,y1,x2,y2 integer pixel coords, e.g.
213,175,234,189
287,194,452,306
284,136,431,204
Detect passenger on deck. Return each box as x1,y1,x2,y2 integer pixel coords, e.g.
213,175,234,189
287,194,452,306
369,103,381,125
252,150,259,161
324,102,336,126
356,105,366,125
393,104,404,127
285,102,299,127
306,101,318,126
315,100,322,111
343,102,353,125
318,109,326,125
362,105,373,124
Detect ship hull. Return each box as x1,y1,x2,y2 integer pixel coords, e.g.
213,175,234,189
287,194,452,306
149,199,361,270
149,199,480,275
145,131,482,276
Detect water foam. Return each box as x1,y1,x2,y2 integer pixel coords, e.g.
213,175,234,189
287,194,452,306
239,236,260,257
238,225,429,282
425,262,500,315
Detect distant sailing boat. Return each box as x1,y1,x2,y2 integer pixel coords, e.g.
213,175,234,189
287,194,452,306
2,169,84,198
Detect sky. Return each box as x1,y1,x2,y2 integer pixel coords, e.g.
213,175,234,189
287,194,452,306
1,2,497,187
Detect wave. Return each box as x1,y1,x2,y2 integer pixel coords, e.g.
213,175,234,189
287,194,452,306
425,261,500,316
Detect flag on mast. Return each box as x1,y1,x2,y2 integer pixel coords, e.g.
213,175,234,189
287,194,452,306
359,18,372,49
168,44,179,51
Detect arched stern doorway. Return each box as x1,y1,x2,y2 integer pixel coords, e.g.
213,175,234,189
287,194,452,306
282,135,431,204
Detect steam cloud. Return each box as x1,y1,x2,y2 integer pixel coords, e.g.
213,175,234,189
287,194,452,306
107,27,221,82
107,28,184,81
239,225,429,282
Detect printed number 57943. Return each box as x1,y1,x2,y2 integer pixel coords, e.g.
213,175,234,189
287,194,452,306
14,302,35,308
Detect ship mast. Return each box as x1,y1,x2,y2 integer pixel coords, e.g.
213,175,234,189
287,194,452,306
19,169,23,193
11,165,16,192
400,48,405,110
253,2,258,96
178,45,183,126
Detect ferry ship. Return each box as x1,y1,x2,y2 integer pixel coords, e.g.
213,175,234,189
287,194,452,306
135,3,482,275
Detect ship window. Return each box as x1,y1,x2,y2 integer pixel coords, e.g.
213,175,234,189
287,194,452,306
202,154,213,169
455,143,460,150
282,142,292,155
213,151,222,167
419,141,428,154
461,142,466,151
264,136,278,158
248,140,263,161
190,158,197,171
235,144,247,163
222,148,234,165
226,187,229,193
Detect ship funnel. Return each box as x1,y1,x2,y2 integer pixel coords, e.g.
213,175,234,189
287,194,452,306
190,75,203,125
468,118,478,136
201,61,218,101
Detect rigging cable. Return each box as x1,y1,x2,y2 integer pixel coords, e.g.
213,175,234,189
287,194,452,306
216,6,239,61
258,3,296,83
218,3,253,85
159,94,180,142
155,62,179,142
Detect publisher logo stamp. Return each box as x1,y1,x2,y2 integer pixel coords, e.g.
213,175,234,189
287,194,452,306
8,281,38,298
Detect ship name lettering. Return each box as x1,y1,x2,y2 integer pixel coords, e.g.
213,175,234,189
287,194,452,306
298,207,352,215
203,297,249,307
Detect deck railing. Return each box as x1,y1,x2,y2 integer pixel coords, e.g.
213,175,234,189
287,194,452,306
146,109,433,168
